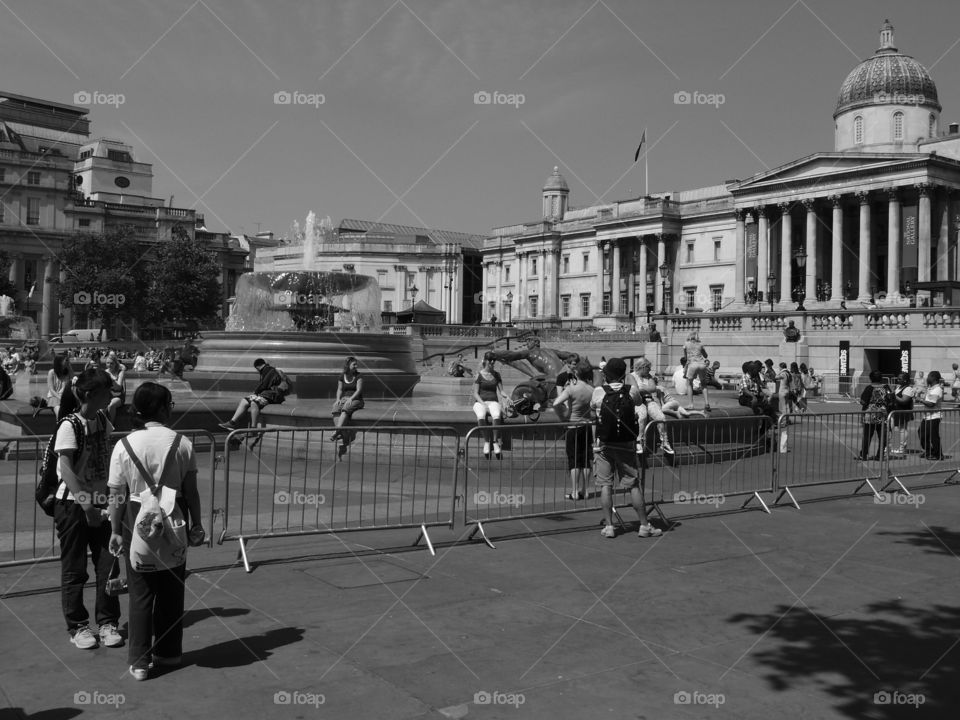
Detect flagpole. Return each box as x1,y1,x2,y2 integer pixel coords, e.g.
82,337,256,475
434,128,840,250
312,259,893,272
644,126,648,196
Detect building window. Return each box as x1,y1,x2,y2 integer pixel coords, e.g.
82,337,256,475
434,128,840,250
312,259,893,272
78,218,90,228
683,287,696,309
504,264,511,281
561,295,571,317
530,256,538,277
377,270,387,286
893,111,904,141
602,292,611,314
686,242,694,263
26,171,40,185
710,285,723,311
854,115,863,145
26,198,40,225
529,296,538,318
79,150,93,161
503,302,512,322
582,253,589,272
580,294,590,316
930,114,937,138
619,292,627,314
107,149,132,162
562,255,570,274
383,300,393,312
713,238,721,261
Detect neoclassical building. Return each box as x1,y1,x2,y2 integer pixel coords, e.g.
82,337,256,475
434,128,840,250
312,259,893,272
483,20,960,328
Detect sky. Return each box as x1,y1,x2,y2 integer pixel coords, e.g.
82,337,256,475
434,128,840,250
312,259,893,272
3,0,959,238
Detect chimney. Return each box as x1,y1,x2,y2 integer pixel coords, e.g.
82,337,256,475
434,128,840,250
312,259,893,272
949,122,959,135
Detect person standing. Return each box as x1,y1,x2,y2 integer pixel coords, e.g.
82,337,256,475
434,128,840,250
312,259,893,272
108,382,205,681
918,370,944,460
890,371,916,456
858,371,893,461
53,369,119,651
682,332,711,412
553,363,595,500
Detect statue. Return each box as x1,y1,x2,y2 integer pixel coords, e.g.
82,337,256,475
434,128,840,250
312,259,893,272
0,295,13,317
492,336,588,420
783,320,801,343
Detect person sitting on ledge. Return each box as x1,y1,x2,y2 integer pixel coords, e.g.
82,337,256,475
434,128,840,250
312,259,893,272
447,354,473,378
219,358,288,434
331,356,364,458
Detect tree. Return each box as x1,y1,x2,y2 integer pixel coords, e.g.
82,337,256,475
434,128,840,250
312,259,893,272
144,224,223,329
57,227,153,333
0,250,18,301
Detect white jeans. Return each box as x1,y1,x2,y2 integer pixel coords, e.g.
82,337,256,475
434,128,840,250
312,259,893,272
473,401,503,421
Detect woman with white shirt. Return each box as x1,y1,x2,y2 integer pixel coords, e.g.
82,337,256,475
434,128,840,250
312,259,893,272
918,370,944,460
47,354,72,419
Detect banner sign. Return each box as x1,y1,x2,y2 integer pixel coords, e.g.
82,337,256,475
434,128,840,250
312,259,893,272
899,340,911,375
839,340,851,394
745,221,758,297
901,204,918,286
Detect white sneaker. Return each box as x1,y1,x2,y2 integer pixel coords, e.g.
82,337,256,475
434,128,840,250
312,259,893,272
493,441,502,457
70,626,98,650
601,525,616,538
483,441,491,457
99,623,124,648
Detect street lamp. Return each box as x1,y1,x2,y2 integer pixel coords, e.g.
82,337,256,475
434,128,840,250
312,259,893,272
659,262,669,315
505,291,513,323
794,246,807,311
767,272,776,312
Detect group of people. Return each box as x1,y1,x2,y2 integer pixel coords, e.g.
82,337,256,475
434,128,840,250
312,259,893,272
858,369,947,461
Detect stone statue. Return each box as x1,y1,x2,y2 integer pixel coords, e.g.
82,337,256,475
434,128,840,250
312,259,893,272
492,336,588,420
783,320,801,343
0,295,13,317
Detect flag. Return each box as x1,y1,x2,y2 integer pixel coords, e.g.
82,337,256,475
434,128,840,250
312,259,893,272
633,129,646,162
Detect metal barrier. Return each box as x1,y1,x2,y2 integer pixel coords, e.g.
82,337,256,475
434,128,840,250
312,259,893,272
217,425,460,571
772,410,887,507
646,413,778,516
883,408,960,494
0,428,218,570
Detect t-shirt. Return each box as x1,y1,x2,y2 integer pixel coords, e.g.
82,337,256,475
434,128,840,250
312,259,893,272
590,382,642,412
683,341,707,364
672,366,689,396
475,371,502,402
922,384,943,420
554,382,594,422
55,412,115,503
108,424,197,501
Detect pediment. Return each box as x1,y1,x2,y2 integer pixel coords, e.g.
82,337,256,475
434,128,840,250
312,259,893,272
734,152,923,193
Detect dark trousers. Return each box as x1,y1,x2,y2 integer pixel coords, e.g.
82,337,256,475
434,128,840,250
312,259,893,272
125,559,187,668
919,419,942,458
54,500,120,632
860,422,887,460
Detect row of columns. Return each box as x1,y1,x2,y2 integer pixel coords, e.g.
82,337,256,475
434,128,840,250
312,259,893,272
6,255,62,337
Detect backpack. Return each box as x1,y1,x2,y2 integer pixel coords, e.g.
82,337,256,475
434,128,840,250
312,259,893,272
865,385,893,424
894,384,914,410
596,384,639,443
35,414,86,517
276,369,294,396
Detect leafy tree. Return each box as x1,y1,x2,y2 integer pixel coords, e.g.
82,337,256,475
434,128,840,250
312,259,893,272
0,250,18,300
57,226,153,332
144,224,223,329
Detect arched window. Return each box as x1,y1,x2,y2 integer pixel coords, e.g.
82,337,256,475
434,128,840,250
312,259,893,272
893,112,904,141
930,114,937,138
854,115,863,145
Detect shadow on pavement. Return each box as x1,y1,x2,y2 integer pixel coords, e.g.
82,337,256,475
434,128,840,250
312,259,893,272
183,627,305,669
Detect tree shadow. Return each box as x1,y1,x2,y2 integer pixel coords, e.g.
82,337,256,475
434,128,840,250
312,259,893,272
0,710,81,720
182,626,305,669
729,600,960,718
181,606,251,629
878,525,960,558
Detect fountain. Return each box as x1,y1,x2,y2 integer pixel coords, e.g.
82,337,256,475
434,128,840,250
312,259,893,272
190,213,419,399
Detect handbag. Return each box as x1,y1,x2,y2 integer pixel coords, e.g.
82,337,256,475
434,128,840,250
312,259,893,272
123,434,188,572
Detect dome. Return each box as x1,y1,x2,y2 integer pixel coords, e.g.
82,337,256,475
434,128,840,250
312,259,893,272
543,166,569,192
834,20,940,118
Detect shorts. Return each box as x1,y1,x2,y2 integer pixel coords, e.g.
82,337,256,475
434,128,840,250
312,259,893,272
245,394,272,409
473,400,503,421
565,425,594,470
594,445,639,489
332,398,364,417
685,361,707,382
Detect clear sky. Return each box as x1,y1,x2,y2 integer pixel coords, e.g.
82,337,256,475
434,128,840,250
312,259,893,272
3,0,958,237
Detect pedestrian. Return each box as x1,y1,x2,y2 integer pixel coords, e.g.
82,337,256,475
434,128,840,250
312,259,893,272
331,356,364,458
703,361,723,390
591,357,662,539
790,362,807,412
776,362,795,415
53,369,120,651
104,354,126,420
219,358,289,435
473,351,508,459
552,362,595,500
626,357,675,455
682,331,711,412
890,371,916,455
918,370,944,460
858,370,893,461
108,382,205,681
47,353,72,419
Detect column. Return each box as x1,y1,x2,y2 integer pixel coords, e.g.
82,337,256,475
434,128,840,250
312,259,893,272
938,189,951,282
537,250,546,317
638,241,648,314
594,241,605,317
7,255,20,285
627,241,637,317
757,207,768,294
778,203,792,307
655,234,665,312
918,183,931,283
516,252,526,319
551,245,560,317
394,266,404,311
887,189,901,297
611,241,622,314
734,211,745,303
857,191,872,301
804,199,818,303
830,195,844,303
41,257,57,338
494,260,503,323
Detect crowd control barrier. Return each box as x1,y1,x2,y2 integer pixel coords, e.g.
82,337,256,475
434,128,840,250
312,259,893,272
645,413,778,516
882,408,960,495
216,425,460,571
0,429,217,570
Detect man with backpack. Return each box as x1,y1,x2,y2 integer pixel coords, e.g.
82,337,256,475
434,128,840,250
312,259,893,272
590,357,662,539
219,358,291,432
858,370,894,461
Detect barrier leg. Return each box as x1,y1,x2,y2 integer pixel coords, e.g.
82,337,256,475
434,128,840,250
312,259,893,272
237,537,252,573
854,477,883,499
740,492,771,513
412,524,436,556
880,475,913,496
944,469,960,485
468,522,496,549
648,501,670,528
773,487,801,510
611,506,627,530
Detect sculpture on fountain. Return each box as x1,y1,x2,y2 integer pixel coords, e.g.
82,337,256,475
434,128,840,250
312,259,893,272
492,336,591,421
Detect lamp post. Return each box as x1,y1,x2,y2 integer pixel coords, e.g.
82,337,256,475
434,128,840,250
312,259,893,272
505,291,513,324
659,262,668,315
767,272,776,313
794,246,807,311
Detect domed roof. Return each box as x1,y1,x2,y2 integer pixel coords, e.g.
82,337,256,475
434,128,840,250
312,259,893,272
834,20,940,118
543,166,569,192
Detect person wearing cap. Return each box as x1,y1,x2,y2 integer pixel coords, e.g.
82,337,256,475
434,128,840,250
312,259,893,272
590,357,662,539
218,358,287,433
473,352,510,458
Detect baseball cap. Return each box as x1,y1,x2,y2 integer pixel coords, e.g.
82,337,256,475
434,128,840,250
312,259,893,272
602,357,627,382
